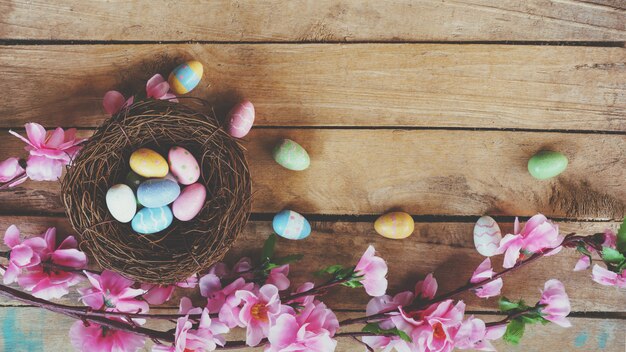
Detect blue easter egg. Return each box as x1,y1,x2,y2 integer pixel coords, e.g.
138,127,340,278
272,210,311,240
131,206,173,234
137,179,180,208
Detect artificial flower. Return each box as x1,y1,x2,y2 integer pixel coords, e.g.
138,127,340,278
355,245,388,297
79,270,148,315
141,274,198,305
470,258,503,298
2,225,46,284
70,321,145,352
497,214,563,268
591,264,626,288
14,227,87,299
573,229,617,272
0,157,26,187
9,123,85,181
103,90,134,115
266,264,290,291
266,313,337,352
415,273,438,300
146,74,178,101
539,279,571,327
236,284,283,346
454,316,499,351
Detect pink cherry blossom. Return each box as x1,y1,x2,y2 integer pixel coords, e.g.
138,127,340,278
141,274,198,305
362,291,415,351
266,264,290,290
103,90,134,115
9,123,85,181
539,279,571,327
146,74,178,102
236,284,283,346
2,225,46,284
399,300,466,352
591,265,626,288
153,297,229,352
573,256,591,271
415,273,438,300
79,270,148,315
0,157,26,187
14,227,87,299
70,320,146,352
355,245,388,297
497,214,563,268
573,229,617,272
266,313,337,352
470,258,503,298
298,299,339,336
199,272,256,328
454,316,501,351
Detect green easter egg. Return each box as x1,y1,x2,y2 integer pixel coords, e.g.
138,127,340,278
272,139,310,171
528,151,568,180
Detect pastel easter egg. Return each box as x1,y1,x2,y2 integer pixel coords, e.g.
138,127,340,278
172,183,206,221
168,146,200,185
374,212,414,239
105,184,137,223
125,171,143,190
227,100,255,138
473,216,502,257
272,210,311,240
137,179,181,208
272,139,310,171
130,148,168,178
528,151,568,180
131,206,173,234
168,60,203,95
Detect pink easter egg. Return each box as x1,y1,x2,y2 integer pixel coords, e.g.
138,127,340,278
227,100,255,138
168,146,200,185
172,183,206,221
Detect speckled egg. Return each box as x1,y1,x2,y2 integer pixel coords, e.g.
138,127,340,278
168,146,200,185
137,179,180,208
105,184,136,223
272,210,311,240
473,216,502,257
168,60,203,95
172,183,206,221
130,148,168,178
374,212,414,239
131,206,173,234
272,139,310,171
227,100,255,138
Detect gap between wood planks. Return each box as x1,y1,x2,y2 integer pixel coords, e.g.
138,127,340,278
0,39,624,47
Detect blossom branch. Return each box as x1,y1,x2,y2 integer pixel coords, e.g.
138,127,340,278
283,277,352,302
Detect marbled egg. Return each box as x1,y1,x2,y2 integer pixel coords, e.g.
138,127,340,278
374,212,414,239
172,183,206,221
125,170,143,190
130,148,168,178
131,206,173,234
528,151,568,180
168,60,203,95
168,146,200,185
227,100,255,138
473,216,502,257
272,139,310,171
105,184,136,223
137,179,181,208
272,210,311,240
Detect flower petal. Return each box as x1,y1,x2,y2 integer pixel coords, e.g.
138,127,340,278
573,256,591,272
103,91,126,115
24,123,47,148
4,224,21,248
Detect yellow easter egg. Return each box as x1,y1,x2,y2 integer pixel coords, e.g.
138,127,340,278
374,212,414,239
129,148,168,178
168,60,203,95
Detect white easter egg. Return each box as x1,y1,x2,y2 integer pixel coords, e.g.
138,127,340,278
473,216,502,257
106,184,137,223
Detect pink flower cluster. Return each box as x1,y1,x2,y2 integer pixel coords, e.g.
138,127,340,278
2,225,87,299
103,73,177,115
572,229,626,288
497,214,563,268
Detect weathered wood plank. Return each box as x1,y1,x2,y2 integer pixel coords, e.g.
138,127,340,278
0,308,623,351
0,129,624,219
0,0,624,41
0,44,625,130
0,216,624,312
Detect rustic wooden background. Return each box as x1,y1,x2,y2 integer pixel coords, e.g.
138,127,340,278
0,1,625,351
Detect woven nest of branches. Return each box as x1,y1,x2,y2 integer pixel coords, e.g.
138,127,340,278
61,99,251,284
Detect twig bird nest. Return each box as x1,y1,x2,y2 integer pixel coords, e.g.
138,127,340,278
61,99,251,284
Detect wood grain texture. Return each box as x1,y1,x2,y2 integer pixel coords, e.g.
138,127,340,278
0,44,625,130
0,0,624,41
0,129,624,219
1,216,624,312
0,308,624,351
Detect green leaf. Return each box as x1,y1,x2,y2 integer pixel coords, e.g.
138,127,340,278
602,247,626,264
576,244,592,257
394,329,412,342
362,323,380,334
341,279,364,289
520,310,549,325
617,217,626,254
499,297,520,312
503,319,526,345
272,254,304,265
261,234,277,261
316,265,344,276
361,324,411,342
